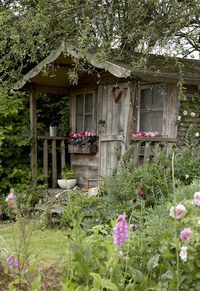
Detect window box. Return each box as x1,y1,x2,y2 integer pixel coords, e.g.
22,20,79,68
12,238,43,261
68,144,97,154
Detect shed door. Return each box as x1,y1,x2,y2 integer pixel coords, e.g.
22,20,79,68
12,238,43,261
98,83,131,178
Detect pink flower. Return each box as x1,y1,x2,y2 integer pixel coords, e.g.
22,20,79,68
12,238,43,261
6,256,20,269
180,246,187,262
180,228,192,241
169,204,186,220
5,193,15,209
194,192,200,206
113,215,129,246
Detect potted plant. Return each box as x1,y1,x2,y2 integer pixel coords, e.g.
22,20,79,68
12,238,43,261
57,167,77,189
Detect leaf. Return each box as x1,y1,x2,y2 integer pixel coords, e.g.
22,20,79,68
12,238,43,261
31,275,41,290
147,254,160,272
101,279,119,291
161,270,173,281
90,272,102,289
138,275,148,291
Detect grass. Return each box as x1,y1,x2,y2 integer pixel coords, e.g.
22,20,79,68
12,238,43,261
0,220,68,264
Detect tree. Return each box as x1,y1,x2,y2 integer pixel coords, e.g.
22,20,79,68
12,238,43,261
0,0,199,84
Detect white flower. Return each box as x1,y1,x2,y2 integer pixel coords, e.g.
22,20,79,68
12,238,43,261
180,246,187,262
185,174,189,179
191,112,195,117
183,110,187,116
178,116,182,121
195,132,200,137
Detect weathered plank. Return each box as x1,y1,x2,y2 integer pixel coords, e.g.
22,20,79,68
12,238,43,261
30,86,37,188
61,140,66,173
52,139,57,188
43,139,48,185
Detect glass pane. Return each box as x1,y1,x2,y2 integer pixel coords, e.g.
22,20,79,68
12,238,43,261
76,115,83,132
84,115,93,131
152,111,163,133
152,86,165,109
140,88,152,111
85,94,93,113
76,94,84,114
140,112,152,131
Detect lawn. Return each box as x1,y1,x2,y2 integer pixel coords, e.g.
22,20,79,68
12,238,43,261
0,220,68,263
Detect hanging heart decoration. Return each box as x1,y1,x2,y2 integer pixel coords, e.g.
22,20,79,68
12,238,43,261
111,86,123,103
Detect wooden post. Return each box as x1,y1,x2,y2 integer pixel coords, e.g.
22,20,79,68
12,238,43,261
30,86,37,188
61,140,66,173
43,139,48,185
52,139,57,188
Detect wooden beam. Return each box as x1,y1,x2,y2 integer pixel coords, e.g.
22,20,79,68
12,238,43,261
43,139,48,185
35,84,71,95
30,86,37,188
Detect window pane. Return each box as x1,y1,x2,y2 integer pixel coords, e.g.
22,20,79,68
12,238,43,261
140,88,152,111
76,94,84,114
76,95,84,131
140,112,152,131
85,94,93,113
84,115,93,131
152,111,163,133
152,86,165,109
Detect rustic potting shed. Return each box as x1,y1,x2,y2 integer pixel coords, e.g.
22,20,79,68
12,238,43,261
14,44,200,188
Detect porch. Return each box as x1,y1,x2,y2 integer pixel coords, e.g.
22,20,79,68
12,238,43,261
131,136,177,166
37,134,177,188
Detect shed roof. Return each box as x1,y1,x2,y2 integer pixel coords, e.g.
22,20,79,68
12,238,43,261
13,43,200,91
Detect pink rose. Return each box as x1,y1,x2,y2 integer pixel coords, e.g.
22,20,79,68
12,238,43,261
194,192,200,206
180,228,192,241
169,204,186,219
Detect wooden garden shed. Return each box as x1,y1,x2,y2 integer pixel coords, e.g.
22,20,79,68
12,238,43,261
14,44,200,188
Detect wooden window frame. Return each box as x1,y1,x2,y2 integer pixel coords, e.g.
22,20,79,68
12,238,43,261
71,90,96,132
137,83,166,134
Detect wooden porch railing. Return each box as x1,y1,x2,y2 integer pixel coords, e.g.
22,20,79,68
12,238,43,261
131,137,177,166
37,136,68,188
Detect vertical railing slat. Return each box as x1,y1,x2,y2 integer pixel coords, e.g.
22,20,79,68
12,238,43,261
43,139,48,185
143,142,151,165
52,139,57,188
61,140,66,174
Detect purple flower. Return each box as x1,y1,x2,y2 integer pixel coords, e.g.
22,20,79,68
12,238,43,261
194,192,200,206
6,256,20,269
180,228,192,241
5,193,15,209
113,215,129,246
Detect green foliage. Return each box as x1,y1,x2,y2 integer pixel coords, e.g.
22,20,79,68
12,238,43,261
61,167,76,179
0,1,199,84
101,150,173,206
0,86,31,193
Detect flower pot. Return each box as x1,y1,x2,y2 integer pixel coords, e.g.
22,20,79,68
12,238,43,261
57,179,77,189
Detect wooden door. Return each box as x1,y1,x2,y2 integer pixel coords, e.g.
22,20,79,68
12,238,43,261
98,82,131,178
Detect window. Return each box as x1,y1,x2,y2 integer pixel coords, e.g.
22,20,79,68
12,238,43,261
76,92,94,132
139,84,165,133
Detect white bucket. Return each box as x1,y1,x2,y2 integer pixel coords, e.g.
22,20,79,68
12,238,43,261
50,126,57,136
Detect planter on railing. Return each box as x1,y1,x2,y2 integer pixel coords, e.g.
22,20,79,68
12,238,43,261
68,144,97,154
